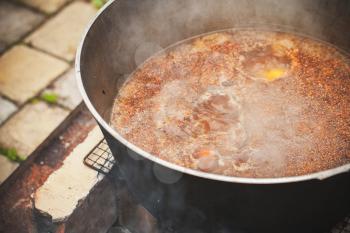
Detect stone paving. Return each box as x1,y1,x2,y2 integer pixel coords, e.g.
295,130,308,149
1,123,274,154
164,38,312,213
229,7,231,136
0,45,69,103
0,101,69,157
44,68,82,110
0,97,17,125
26,1,97,61
0,0,97,184
18,0,70,14
0,1,44,53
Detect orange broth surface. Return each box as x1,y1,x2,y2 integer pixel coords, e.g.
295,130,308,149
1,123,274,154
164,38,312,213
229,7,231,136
111,29,350,178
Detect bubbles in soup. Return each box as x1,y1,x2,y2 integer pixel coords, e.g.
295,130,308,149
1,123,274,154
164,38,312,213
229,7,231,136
111,29,350,178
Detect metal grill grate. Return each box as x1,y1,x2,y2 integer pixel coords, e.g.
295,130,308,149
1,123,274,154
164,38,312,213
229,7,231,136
84,140,350,232
83,139,116,175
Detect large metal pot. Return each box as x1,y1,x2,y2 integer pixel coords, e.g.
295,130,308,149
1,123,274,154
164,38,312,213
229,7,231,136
76,0,350,232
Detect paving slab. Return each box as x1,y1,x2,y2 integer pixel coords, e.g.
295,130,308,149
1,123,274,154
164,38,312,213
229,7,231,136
34,126,118,233
26,1,97,61
0,97,17,125
0,1,44,53
18,0,71,14
44,69,82,110
0,105,98,233
35,127,104,221
0,156,19,184
0,45,69,104
0,101,69,157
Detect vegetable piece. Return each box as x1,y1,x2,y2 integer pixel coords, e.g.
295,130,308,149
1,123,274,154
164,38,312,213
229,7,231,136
193,148,212,159
263,68,286,81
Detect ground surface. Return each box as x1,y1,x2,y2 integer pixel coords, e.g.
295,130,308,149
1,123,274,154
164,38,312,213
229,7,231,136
0,0,98,184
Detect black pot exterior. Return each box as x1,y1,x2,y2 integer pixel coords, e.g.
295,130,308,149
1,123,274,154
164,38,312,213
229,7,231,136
102,126,350,233
105,126,350,233
77,0,350,232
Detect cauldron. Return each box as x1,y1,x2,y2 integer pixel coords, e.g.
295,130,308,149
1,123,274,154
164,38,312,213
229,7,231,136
76,0,350,232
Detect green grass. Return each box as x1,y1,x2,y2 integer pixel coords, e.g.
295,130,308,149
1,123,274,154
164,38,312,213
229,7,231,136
40,92,59,105
91,0,107,9
0,147,25,163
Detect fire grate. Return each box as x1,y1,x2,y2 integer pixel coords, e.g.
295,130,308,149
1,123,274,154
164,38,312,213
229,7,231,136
83,139,116,175
84,140,350,233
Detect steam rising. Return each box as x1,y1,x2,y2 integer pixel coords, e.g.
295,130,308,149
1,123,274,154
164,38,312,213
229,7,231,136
112,27,350,179
153,164,183,184
110,0,339,76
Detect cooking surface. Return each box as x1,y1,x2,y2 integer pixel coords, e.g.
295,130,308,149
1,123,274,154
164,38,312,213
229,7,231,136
111,29,350,178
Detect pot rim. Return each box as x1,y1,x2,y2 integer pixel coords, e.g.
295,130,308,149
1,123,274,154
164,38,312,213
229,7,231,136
75,0,350,184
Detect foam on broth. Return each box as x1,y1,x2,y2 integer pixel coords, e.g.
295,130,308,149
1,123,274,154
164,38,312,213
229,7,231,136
111,29,350,178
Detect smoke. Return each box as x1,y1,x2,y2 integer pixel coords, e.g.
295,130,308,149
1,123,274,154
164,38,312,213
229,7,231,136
153,163,183,184
115,28,343,179
134,42,163,67
106,0,349,80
